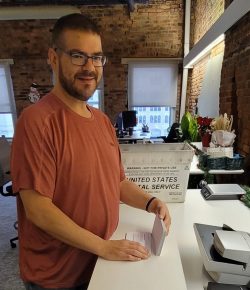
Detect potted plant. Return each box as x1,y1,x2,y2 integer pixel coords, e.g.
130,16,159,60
180,112,199,142
197,116,213,148
210,113,235,148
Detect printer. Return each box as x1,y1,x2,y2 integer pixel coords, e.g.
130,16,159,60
194,223,250,285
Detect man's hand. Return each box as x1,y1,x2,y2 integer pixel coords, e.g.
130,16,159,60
147,198,171,233
120,179,171,234
99,239,150,261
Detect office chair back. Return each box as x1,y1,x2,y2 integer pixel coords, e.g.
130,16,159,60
0,135,18,248
162,123,182,143
0,135,11,186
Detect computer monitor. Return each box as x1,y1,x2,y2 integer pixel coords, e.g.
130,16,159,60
122,110,137,130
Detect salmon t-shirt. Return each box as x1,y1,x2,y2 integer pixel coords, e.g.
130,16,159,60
11,93,125,288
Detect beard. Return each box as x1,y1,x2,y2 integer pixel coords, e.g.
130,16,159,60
58,62,99,102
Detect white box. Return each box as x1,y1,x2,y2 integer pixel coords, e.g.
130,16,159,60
120,143,194,202
206,146,233,158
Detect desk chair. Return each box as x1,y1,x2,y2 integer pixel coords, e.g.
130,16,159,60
0,179,18,248
0,136,18,248
161,123,182,143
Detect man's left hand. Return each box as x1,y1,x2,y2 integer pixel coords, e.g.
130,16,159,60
147,198,171,233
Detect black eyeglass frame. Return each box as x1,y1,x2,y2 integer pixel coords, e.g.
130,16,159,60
54,47,107,67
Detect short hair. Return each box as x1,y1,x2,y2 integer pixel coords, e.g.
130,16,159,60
51,13,100,47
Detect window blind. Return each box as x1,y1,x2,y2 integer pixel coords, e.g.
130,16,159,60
128,62,178,107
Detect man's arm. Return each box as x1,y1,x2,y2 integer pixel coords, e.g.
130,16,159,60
120,179,171,232
20,189,149,261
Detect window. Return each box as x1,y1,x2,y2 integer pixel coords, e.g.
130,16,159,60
0,62,16,138
87,79,104,110
128,61,178,136
133,106,175,134
87,89,102,109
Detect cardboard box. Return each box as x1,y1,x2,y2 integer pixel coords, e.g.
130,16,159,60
120,143,194,202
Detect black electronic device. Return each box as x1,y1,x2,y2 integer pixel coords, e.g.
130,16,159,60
122,110,137,130
207,281,249,290
200,184,245,200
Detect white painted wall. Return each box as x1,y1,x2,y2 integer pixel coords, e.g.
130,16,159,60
198,52,224,117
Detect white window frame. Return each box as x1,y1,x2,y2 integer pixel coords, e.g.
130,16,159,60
87,78,104,111
0,60,16,139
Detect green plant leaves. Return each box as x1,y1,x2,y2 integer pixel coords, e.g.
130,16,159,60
181,112,199,142
240,185,250,208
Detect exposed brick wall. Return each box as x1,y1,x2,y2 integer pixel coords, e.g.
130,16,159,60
188,54,209,113
188,0,250,181
0,0,184,122
80,2,184,121
186,0,225,112
210,41,225,58
0,19,54,115
188,41,224,113
187,0,225,114
220,12,250,156
190,0,224,48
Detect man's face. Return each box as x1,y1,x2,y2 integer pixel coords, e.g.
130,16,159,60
54,29,103,102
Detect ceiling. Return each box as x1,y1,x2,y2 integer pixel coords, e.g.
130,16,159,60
0,0,149,12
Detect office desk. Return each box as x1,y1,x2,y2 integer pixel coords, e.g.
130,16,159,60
118,132,151,143
88,190,250,290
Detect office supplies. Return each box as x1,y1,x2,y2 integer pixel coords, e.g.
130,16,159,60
125,214,167,256
194,223,250,285
201,184,245,200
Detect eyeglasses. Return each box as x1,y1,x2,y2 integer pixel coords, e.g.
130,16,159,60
54,47,107,67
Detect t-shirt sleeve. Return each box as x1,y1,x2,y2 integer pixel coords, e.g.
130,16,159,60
11,108,56,199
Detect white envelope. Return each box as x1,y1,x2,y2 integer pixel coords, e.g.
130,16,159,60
125,215,168,256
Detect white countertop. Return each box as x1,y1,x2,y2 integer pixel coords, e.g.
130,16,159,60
88,206,187,290
88,190,250,290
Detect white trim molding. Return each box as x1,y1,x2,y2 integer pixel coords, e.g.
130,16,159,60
0,59,14,65
122,58,182,64
0,6,80,20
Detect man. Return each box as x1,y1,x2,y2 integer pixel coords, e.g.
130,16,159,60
11,13,171,290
